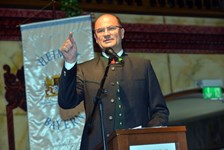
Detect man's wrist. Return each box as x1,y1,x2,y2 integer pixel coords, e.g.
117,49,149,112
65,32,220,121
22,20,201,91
65,61,76,70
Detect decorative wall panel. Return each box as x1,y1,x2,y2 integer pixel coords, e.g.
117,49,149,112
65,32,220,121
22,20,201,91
1,8,224,54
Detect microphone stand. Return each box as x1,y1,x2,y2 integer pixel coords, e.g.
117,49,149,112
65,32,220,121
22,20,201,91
87,58,113,150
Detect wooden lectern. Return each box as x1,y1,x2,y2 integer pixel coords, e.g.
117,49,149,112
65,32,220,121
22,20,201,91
95,126,188,150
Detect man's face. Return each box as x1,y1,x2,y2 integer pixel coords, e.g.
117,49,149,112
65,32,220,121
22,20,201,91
94,14,125,52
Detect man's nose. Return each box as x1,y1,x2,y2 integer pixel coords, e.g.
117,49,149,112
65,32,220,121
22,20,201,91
104,34,110,39
104,28,111,35
103,31,111,39
104,29,109,35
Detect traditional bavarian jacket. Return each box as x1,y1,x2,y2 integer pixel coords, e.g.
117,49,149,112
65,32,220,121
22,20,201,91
58,53,169,150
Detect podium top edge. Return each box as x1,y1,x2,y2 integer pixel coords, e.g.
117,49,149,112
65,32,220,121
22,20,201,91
114,126,187,136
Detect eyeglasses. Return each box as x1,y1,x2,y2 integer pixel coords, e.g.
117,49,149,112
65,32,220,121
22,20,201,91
95,26,122,35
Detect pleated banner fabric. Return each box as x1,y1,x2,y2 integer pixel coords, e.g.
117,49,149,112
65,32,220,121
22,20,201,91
20,15,94,150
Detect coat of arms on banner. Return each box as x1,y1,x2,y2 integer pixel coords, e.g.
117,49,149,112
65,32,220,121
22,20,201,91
45,75,60,97
20,15,94,150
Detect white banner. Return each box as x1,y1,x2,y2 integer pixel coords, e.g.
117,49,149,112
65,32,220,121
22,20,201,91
20,15,94,150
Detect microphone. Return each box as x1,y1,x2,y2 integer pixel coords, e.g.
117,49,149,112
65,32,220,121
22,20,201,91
105,48,123,63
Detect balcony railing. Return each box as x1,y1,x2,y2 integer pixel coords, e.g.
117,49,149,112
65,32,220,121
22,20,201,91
78,0,224,18
0,0,223,18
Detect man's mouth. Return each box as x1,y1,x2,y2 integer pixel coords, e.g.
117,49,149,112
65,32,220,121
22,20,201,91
104,39,113,43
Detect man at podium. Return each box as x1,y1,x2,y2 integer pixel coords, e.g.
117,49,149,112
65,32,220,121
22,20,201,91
58,13,169,150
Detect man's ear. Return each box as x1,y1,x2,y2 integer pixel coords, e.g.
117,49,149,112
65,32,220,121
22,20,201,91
121,28,125,39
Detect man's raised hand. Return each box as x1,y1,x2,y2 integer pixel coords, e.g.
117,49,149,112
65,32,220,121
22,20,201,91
60,32,78,63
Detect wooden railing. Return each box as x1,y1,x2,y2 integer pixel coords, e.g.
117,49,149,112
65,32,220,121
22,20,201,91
0,0,223,18
78,0,224,18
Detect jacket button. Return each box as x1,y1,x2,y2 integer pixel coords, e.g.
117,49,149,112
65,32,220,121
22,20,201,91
109,116,113,120
111,67,115,71
110,99,115,103
111,82,115,86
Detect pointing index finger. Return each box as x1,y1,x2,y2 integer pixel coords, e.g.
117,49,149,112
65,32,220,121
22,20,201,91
69,32,75,45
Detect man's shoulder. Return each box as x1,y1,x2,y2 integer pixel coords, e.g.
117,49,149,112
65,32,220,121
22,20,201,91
77,55,106,70
125,54,151,64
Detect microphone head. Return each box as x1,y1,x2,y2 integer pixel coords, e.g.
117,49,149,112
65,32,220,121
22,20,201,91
105,48,114,56
105,47,124,64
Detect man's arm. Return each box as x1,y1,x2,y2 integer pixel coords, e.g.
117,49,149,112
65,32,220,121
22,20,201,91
58,64,76,119
58,32,83,120
147,62,169,127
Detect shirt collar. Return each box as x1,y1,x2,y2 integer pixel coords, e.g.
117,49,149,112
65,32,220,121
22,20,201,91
102,49,124,58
